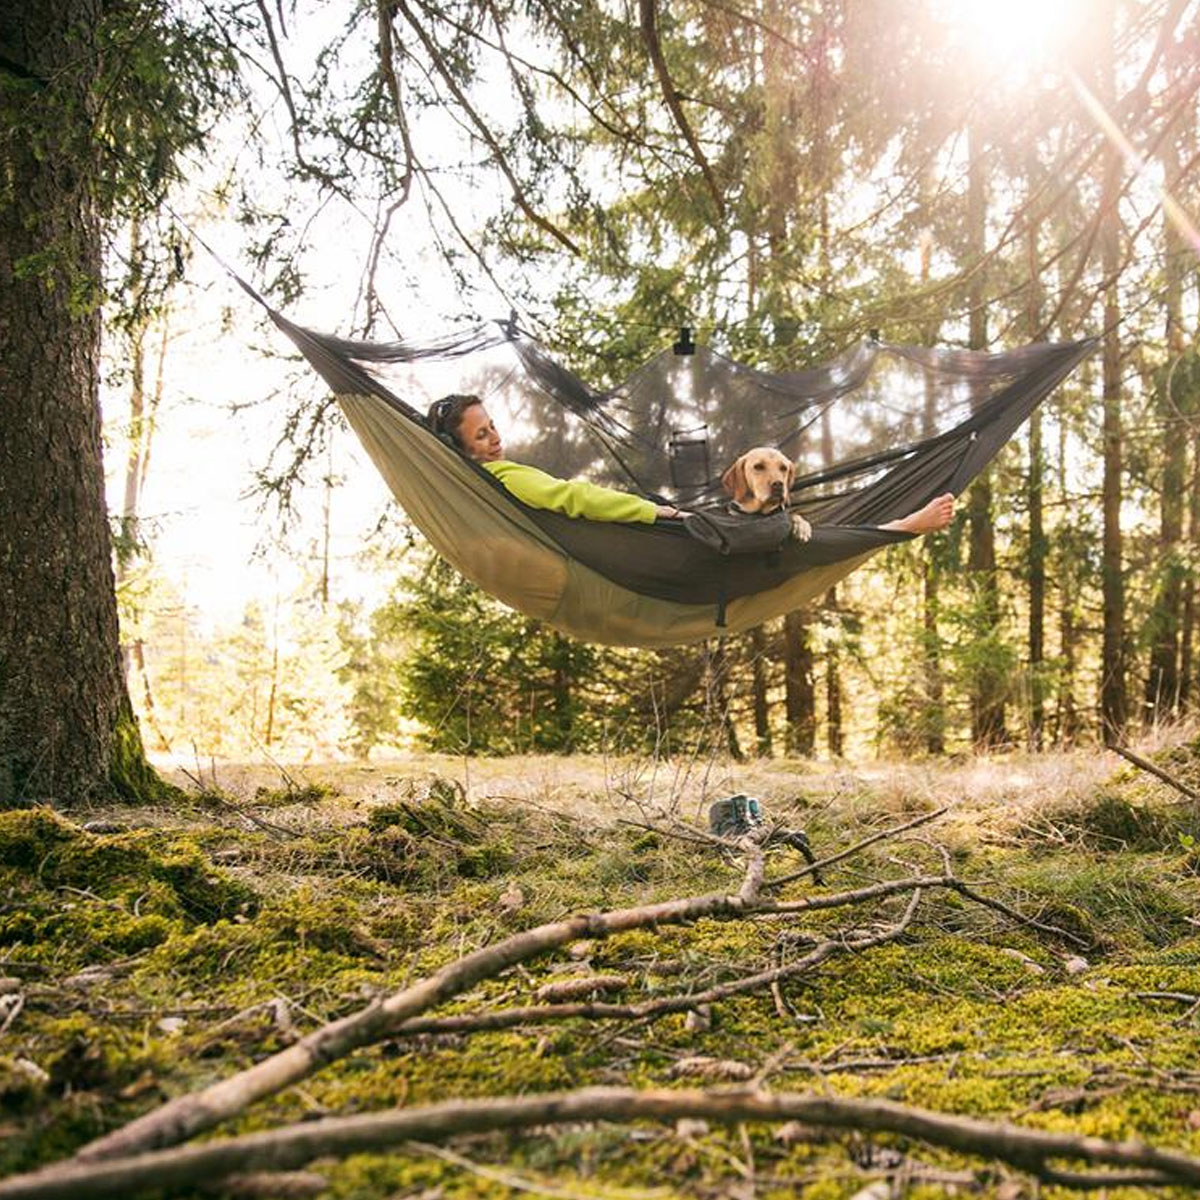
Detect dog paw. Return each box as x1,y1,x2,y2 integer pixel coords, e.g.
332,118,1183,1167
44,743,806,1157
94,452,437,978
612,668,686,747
789,513,812,542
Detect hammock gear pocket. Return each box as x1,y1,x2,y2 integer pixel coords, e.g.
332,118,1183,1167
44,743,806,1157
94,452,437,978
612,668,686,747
682,507,793,556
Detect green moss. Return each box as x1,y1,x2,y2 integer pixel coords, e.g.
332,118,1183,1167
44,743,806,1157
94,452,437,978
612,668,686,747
0,808,77,869
1003,853,1195,950
1064,791,1170,850
0,810,256,922
368,783,483,843
252,780,339,806
107,703,180,804
10,774,1200,1196
455,840,514,878
260,887,386,959
0,1055,47,1109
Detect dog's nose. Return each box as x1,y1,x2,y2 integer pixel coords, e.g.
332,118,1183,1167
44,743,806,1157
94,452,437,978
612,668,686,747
770,480,785,496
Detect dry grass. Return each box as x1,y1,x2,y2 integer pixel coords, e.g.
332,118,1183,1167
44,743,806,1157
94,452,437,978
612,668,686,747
143,728,1195,846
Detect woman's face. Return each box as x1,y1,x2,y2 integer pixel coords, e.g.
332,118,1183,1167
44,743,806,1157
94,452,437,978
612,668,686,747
459,403,503,462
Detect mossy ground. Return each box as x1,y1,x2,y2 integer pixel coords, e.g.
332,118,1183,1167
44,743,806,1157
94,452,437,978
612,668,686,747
4,749,1200,1198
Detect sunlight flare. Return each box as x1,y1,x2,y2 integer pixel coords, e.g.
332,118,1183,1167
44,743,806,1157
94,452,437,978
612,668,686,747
934,0,1084,68
1067,65,1200,261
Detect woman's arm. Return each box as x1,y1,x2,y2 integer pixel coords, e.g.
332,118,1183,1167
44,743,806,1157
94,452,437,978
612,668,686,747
483,461,669,523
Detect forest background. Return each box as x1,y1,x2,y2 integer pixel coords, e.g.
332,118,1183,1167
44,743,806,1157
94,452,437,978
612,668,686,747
11,2,1200,1194
20,0,1200,773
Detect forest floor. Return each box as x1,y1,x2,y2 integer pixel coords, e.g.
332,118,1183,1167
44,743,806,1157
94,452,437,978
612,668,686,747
4,738,1200,1198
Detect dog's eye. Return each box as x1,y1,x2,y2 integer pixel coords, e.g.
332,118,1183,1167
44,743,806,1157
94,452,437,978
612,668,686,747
752,463,764,471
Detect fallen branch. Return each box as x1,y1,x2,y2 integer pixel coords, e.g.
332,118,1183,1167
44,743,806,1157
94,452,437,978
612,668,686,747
765,806,951,890
7,1085,1200,1199
945,880,1089,948
393,887,922,1038
1110,744,1200,805
71,847,770,1163
64,817,1056,1175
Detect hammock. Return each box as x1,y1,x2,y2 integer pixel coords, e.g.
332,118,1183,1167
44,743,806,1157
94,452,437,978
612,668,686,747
272,309,1095,648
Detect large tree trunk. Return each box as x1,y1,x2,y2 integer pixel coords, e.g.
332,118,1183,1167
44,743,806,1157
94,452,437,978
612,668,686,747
0,2,157,803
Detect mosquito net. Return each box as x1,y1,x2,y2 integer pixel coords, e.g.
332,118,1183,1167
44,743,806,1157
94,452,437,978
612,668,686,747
306,319,1090,518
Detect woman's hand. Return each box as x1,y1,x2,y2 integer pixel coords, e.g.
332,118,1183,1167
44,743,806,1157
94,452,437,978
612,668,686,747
655,504,684,519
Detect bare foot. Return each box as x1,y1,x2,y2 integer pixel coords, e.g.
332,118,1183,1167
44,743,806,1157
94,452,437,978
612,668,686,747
883,493,955,535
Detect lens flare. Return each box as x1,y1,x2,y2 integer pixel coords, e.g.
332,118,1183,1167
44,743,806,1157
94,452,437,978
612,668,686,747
934,0,1083,69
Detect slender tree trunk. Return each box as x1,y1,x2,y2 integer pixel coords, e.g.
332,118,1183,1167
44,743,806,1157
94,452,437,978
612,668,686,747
550,634,574,751
265,596,280,747
824,590,843,758
132,639,171,754
1097,0,1127,739
761,0,814,756
321,448,334,611
919,229,945,754
0,1,158,803
1182,423,1200,712
1144,99,1189,724
965,120,1007,750
750,626,772,757
819,407,843,758
1025,170,1046,751
709,639,742,761
784,610,815,756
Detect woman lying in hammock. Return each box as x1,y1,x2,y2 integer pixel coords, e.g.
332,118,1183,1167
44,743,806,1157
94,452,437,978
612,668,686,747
427,394,953,535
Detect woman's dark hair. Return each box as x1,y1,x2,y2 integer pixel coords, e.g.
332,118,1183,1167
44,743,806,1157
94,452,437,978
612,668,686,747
426,394,482,450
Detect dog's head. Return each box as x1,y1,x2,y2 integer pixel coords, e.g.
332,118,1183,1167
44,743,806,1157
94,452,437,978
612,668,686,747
721,447,796,513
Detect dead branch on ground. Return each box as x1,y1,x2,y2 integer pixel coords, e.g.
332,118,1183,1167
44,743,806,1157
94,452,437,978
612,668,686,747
7,1085,1200,1200
1110,743,1200,804
48,801,1083,1195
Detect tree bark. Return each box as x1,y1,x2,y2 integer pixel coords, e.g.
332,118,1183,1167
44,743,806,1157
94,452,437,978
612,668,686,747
1097,0,1127,739
1025,167,1046,751
784,610,815,756
749,625,772,756
919,228,945,753
0,1,157,803
1055,408,1081,745
1182,421,1200,712
824,594,843,758
1144,90,1189,723
965,120,1007,750
708,638,742,760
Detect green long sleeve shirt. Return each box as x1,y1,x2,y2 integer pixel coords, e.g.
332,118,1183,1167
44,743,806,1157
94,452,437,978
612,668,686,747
483,460,658,524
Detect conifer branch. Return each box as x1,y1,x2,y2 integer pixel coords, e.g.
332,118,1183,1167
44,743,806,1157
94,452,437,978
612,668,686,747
638,0,726,218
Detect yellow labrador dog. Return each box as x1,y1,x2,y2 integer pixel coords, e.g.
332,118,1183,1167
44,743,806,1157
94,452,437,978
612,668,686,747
721,447,813,542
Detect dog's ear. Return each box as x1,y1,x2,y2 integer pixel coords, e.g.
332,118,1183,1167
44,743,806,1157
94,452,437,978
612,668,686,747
721,457,750,504
785,458,796,497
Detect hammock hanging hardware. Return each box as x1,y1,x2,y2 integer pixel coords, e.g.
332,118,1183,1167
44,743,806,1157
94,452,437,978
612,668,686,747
673,326,696,356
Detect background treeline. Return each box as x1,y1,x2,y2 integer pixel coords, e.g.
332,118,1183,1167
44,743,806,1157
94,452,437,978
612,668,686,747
100,0,1200,761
